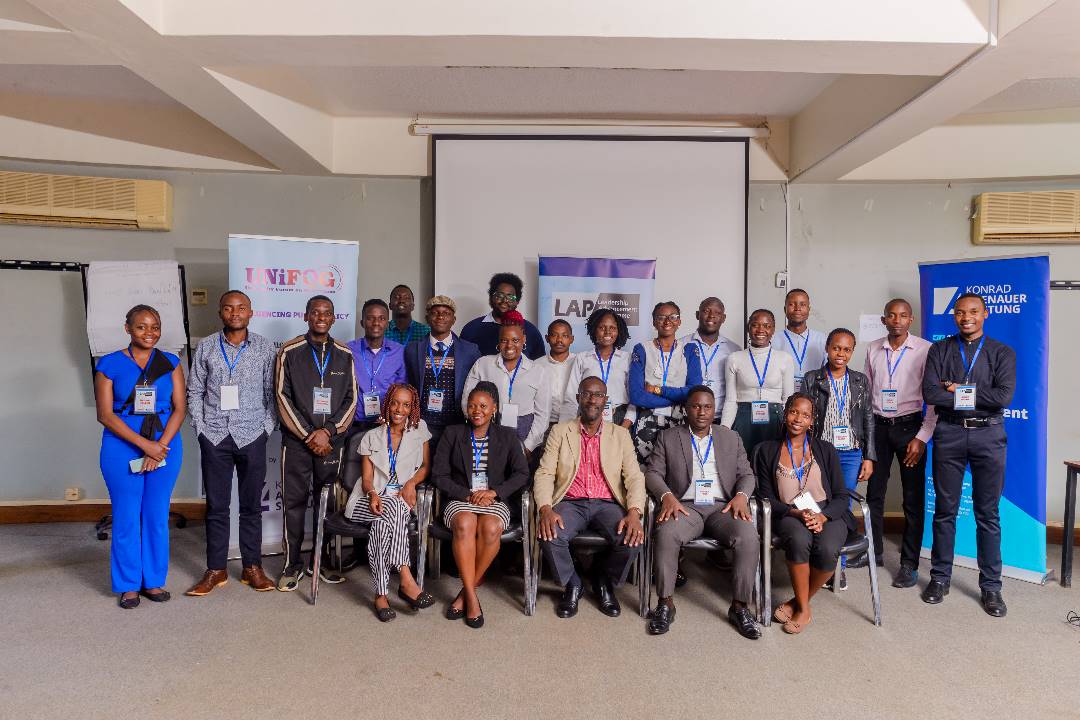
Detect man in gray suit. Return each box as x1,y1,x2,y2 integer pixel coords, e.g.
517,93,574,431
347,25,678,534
644,384,760,638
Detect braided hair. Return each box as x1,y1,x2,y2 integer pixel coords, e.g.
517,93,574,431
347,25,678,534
469,380,503,427
125,304,160,326
380,383,421,430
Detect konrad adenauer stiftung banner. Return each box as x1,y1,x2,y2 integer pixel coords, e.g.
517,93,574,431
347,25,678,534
228,234,359,552
538,256,656,354
918,254,1048,583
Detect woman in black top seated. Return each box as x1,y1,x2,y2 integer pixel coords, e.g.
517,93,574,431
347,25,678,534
432,381,530,628
754,392,856,635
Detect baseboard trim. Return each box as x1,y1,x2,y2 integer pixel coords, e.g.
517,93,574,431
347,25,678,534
876,513,1079,547
0,501,206,524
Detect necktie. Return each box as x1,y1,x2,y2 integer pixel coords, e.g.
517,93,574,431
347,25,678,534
436,342,445,353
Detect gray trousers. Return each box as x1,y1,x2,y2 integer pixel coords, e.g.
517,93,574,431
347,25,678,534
654,500,759,602
540,498,640,589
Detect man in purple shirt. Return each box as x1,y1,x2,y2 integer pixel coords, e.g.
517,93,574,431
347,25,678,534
861,298,937,588
347,299,407,435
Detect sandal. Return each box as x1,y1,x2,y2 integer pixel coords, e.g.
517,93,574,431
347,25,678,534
397,587,435,610
772,600,795,624
782,619,806,635
445,589,465,620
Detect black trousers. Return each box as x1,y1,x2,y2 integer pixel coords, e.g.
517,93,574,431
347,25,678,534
866,414,925,568
280,433,345,568
930,421,1007,591
539,498,640,588
200,433,268,570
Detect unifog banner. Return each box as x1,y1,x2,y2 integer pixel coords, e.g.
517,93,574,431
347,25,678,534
918,254,1049,583
538,256,656,354
227,234,359,551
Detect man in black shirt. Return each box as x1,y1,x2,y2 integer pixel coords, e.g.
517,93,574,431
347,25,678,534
921,293,1016,617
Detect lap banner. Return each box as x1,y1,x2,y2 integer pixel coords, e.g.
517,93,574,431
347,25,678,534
228,234,359,553
918,254,1049,583
538,256,656,353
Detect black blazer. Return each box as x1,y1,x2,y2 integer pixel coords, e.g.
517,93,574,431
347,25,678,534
752,436,857,532
431,423,530,502
404,333,482,414
802,368,877,462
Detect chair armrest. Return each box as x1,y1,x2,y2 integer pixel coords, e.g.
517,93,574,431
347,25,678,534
520,492,532,530
849,490,866,503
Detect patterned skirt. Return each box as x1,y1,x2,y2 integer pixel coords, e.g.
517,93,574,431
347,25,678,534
632,408,684,463
443,500,512,531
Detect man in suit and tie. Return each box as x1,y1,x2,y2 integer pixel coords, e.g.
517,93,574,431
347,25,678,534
535,375,646,619
644,385,761,638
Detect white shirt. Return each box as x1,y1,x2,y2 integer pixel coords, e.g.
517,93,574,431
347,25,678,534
771,327,827,382
680,331,739,416
463,354,551,451
538,354,573,423
720,345,795,427
343,420,431,516
682,430,723,501
429,333,455,350
561,348,637,423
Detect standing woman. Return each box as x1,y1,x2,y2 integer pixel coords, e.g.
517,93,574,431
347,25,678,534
432,381,530,628
721,309,795,458
94,305,186,609
343,383,434,622
561,308,636,427
754,393,856,634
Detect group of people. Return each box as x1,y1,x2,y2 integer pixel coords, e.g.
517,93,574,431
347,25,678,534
94,271,1017,636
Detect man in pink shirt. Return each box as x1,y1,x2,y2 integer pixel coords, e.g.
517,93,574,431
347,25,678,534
862,298,937,588
534,376,646,619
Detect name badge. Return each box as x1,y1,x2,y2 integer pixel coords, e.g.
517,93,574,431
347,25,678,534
362,393,381,418
602,400,614,422
751,400,770,425
471,472,489,491
426,389,445,412
133,386,156,415
220,385,240,411
881,389,898,413
793,490,821,514
693,480,715,506
312,386,332,415
954,384,977,410
501,403,519,428
832,425,852,450
793,374,805,394
385,483,402,497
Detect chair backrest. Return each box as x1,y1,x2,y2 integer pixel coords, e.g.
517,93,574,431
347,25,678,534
340,430,367,494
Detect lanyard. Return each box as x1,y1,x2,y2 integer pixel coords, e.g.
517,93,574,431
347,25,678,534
218,334,247,379
386,425,400,480
428,342,450,382
310,343,330,387
784,330,809,372
786,434,811,491
595,348,613,385
127,346,157,386
656,339,677,387
695,337,721,374
360,341,388,393
957,336,986,383
884,344,908,389
504,356,523,400
748,346,772,389
691,432,714,478
470,429,488,473
829,369,849,418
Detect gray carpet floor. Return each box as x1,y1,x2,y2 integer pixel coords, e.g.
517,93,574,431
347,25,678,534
3,522,1080,720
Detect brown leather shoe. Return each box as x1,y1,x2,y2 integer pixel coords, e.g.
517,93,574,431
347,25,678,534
241,565,275,592
185,569,228,596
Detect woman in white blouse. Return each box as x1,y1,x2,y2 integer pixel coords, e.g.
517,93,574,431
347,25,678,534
561,309,636,426
721,309,795,457
344,383,433,622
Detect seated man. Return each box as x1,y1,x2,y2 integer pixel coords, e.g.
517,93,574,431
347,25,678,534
644,385,761,639
535,376,646,619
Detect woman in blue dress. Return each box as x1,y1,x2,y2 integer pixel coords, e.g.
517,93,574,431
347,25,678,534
94,304,187,609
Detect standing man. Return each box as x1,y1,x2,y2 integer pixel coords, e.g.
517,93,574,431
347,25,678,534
535,376,646,619
680,297,739,423
404,296,481,452
771,288,827,393
347,298,406,435
185,290,277,595
540,319,575,425
274,295,358,592
921,293,1015,617
385,284,430,346
460,272,546,360
861,298,937,586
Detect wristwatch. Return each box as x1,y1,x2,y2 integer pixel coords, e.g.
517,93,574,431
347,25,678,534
651,385,663,396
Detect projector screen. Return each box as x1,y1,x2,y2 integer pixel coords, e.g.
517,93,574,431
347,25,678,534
434,136,748,344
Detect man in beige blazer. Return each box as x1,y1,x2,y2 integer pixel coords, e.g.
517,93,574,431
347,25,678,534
535,375,646,619
644,385,761,639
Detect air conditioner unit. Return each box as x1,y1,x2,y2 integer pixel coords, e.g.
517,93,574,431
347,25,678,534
972,190,1080,244
0,171,172,231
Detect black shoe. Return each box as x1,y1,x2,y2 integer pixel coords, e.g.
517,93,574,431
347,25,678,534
647,603,675,635
592,575,621,617
727,606,762,640
981,590,1007,617
306,564,346,584
674,570,688,588
139,588,171,603
397,588,435,611
556,584,582,618
464,599,485,629
892,565,918,589
846,553,869,569
117,593,140,610
921,579,950,604
446,590,465,620
339,554,362,573
375,605,397,623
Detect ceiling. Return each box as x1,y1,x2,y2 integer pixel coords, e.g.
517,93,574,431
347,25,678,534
0,0,1078,181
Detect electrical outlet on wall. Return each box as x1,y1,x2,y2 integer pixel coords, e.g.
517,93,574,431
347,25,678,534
775,271,788,289
191,289,208,305
64,487,83,501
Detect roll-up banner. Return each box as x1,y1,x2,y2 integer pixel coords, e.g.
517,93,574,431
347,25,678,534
918,254,1049,583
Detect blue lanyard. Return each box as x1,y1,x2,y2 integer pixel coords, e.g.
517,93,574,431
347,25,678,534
595,348,613,385
470,429,488,473
884,344,908,388
691,433,713,478
127,346,157,386
218,333,247,379
505,356,523,400
748,346,772,389
957,336,986,383
784,330,809,372
786,434,810,491
657,339,677,387
828,369,849,418
695,337,720,374
360,341,387,393
428,342,450,382
309,343,330,386
386,425,400,481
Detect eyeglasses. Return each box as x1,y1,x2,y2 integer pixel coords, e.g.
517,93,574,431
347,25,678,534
579,390,608,401
491,291,518,303
655,314,681,323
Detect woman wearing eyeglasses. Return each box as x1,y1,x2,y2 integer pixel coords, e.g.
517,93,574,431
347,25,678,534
460,272,546,360
628,301,702,461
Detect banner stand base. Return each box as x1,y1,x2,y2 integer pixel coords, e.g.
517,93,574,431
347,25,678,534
919,548,1050,585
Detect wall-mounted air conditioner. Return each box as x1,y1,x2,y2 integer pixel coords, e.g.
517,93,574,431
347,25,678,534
0,171,172,231
972,190,1079,244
